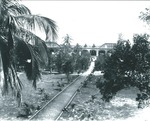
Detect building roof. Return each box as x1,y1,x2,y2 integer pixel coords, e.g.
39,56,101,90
45,42,60,48
100,43,116,48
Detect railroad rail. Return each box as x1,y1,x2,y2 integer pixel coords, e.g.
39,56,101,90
28,61,95,121
28,75,88,121
55,78,88,121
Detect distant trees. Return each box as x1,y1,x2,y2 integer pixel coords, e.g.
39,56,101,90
96,34,150,106
55,34,74,81
84,44,87,47
95,8,150,108
80,50,91,70
55,39,91,76
139,7,150,27
72,43,82,72
94,54,106,71
92,44,96,48
62,34,72,46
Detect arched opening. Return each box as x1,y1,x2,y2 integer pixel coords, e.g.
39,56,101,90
99,50,105,56
107,50,112,56
90,50,96,56
49,48,54,53
81,50,89,55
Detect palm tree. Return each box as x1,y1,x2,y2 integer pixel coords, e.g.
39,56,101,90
92,44,96,48
0,0,57,106
84,44,87,47
62,34,72,46
62,34,72,54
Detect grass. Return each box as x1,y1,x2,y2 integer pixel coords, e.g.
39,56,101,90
0,72,78,121
59,74,147,121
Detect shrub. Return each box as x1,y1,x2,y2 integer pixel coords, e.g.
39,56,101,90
96,34,150,107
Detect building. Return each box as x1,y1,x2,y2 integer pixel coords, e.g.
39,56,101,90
46,42,116,56
81,43,116,56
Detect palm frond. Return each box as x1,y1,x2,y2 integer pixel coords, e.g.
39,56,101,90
0,35,23,95
8,65,23,107
8,65,23,94
1,0,12,12
14,36,41,88
41,16,58,41
24,44,41,89
15,27,49,67
34,40,49,67
15,15,58,41
0,0,58,105
10,64,23,91
8,25,14,49
1,0,30,16
8,3,31,16
1,0,17,18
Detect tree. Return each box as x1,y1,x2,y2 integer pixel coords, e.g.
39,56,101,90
97,40,134,101
92,44,96,48
80,50,91,70
55,34,74,81
96,34,150,104
73,43,82,54
84,44,87,47
62,34,72,46
62,54,74,82
45,42,60,73
139,7,150,26
0,0,57,105
94,54,106,71
72,43,82,72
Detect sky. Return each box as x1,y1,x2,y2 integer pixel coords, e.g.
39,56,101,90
21,1,150,46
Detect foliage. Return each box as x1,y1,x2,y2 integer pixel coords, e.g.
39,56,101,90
55,50,64,73
96,34,150,105
73,44,91,72
84,44,87,47
55,34,74,81
62,34,72,46
72,43,82,72
45,42,60,72
0,0,57,105
92,44,96,48
17,102,41,118
55,40,91,79
139,7,150,26
17,102,35,118
62,54,74,81
94,54,106,71
79,50,91,70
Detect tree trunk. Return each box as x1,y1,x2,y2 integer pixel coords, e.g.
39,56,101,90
0,51,5,93
0,0,1,17
66,73,70,83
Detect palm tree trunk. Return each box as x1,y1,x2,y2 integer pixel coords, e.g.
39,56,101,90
0,0,1,16
0,50,5,93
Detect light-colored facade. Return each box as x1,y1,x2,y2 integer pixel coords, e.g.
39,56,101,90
46,42,116,56
82,43,116,56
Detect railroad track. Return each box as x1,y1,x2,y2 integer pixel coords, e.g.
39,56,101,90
55,77,87,121
28,74,88,121
28,61,95,121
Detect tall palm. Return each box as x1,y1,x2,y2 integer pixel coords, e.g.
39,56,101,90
0,0,57,105
62,34,73,54
62,34,72,45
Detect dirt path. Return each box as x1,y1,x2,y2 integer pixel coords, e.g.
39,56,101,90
29,62,95,121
